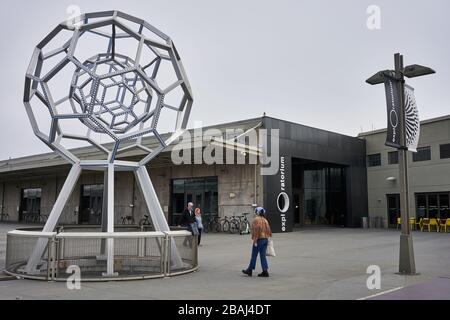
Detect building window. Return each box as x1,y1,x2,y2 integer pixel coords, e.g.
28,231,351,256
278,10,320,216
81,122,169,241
20,188,42,222
440,143,450,159
388,151,398,165
415,192,450,219
412,146,431,162
170,177,218,226
367,153,381,167
79,184,103,224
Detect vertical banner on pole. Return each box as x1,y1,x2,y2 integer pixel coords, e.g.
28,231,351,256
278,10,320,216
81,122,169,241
404,84,420,152
383,74,403,149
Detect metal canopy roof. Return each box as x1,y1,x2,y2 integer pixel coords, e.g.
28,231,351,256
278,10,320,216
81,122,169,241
0,117,263,177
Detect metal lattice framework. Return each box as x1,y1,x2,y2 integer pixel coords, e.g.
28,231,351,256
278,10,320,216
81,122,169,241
22,11,193,277
24,10,193,164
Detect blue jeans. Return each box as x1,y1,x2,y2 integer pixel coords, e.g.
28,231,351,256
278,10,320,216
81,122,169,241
248,238,269,271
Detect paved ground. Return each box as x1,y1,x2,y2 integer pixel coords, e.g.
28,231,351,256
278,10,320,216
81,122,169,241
0,223,449,300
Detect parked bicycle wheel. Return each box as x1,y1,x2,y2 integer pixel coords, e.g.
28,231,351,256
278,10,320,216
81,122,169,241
229,220,240,234
139,215,151,227
213,219,221,233
203,219,210,233
220,219,230,233
121,215,135,225
240,220,250,234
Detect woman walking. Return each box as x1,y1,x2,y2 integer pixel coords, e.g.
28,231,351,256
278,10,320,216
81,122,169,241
242,207,272,277
195,208,203,246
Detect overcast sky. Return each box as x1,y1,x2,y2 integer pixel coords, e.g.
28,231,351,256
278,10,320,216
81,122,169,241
0,0,449,160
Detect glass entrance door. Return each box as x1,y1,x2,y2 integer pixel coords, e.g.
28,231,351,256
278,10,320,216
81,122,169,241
387,194,400,228
302,164,346,225
170,177,218,226
20,188,42,222
186,191,203,211
79,184,103,224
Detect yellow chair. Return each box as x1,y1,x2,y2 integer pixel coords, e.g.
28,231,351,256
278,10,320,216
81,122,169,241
421,218,430,232
415,218,423,231
429,218,439,232
440,219,450,233
396,217,401,229
409,218,416,230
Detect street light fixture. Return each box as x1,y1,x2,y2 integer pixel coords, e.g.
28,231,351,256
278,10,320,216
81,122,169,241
404,64,436,78
366,70,392,85
366,53,435,275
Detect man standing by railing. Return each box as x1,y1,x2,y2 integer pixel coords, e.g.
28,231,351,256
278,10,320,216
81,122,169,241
179,202,195,227
179,202,197,247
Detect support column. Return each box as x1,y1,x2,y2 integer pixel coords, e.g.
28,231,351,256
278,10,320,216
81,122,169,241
398,147,416,273
396,54,416,274
135,166,183,268
100,170,108,255
103,163,117,277
26,163,82,274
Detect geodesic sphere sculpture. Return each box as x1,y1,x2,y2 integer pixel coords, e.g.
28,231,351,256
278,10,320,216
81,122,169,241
24,11,193,164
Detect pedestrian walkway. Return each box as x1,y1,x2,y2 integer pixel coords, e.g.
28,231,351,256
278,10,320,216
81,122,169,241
0,223,449,299
368,276,450,300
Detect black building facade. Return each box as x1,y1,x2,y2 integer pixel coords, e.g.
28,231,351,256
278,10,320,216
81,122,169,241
262,117,368,232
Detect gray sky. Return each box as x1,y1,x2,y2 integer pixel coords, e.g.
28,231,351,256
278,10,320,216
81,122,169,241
0,0,449,160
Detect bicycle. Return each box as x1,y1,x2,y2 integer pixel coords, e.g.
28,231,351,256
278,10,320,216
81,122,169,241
120,215,135,225
226,215,242,234
139,214,152,227
23,212,39,224
39,214,48,224
203,214,220,233
0,212,9,222
92,211,102,225
238,213,251,235
219,216,231,233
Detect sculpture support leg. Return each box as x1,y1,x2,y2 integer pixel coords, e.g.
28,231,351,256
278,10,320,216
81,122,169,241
26,163,82,274
100,170,108,255
103,163,117,277
134,166,183,268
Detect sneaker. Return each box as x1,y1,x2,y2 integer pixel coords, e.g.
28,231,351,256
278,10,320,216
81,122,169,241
242,269,252,277
257,270,269,277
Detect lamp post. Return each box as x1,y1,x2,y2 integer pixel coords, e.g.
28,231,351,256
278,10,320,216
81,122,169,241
366,53,435,275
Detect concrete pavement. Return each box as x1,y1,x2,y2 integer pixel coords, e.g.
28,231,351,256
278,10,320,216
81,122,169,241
0,223,449,300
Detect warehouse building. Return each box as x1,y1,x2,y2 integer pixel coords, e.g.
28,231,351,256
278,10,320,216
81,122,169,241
359,114,450,228
0,116,369,233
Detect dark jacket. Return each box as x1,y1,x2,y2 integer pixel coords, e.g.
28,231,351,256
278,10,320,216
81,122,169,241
179,208,195,226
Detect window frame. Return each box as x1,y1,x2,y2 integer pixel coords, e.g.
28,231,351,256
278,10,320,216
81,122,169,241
388,151,399,165
440,143,450,159
412,146,431,162
367,153,381,167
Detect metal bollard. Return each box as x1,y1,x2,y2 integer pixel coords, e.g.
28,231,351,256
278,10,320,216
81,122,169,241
46,236,57,281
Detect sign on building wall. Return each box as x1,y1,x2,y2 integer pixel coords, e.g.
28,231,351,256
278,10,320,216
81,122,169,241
264,154,293,233
277,156,290,232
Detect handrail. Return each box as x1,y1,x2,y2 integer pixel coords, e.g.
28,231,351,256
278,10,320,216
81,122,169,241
7,230,56,238
55,231,165,238
163,230,191,237
5,227,198,281
8,229,188,238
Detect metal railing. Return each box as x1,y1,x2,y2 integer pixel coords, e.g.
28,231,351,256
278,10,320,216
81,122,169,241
5,228,198,281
